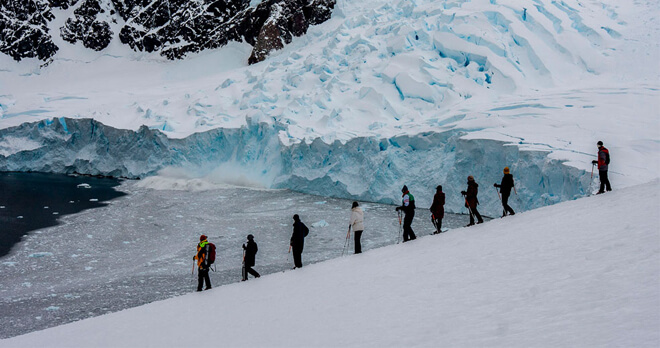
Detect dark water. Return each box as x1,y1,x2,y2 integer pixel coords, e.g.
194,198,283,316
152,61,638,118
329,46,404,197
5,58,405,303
0,172,126,257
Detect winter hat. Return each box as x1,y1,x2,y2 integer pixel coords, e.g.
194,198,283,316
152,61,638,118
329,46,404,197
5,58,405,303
436,185,443,191
597,140,603,146
293,214,300,222
402,185,408,193
503,167,510,174
200,234,207,241
352,201,359,209
467,175,474,182
247,234,254,241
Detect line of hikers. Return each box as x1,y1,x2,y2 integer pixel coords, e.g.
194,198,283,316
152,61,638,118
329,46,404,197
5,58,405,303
193,141,612,291
192,167,517,291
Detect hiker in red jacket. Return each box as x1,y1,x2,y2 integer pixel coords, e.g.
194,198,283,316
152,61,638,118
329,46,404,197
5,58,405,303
592,141,612,194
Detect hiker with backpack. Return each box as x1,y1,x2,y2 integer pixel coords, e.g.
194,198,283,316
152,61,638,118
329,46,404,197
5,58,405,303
348,202,364,254
461,176,484,226
494,167,516,217
242,234,260,281
290,214,309,269
395,185,417,242
194,234,215,291
430,185,445,234
592,141,612,194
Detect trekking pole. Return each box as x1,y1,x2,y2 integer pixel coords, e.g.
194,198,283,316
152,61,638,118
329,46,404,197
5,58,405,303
464,196,476,225
588,162,596,195
494,186,505,217
431,213,438,234
191,260,195,283
242,250,246,281
342,229,350,256
397,210,403,244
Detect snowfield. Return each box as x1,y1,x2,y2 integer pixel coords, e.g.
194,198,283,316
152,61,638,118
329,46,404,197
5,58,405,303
1,180,658,347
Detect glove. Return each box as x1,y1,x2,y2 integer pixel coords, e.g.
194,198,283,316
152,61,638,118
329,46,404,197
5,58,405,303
461,191,466,195
592,160,598,164
493,183,497,187
395,207,401,211
242,244,246,249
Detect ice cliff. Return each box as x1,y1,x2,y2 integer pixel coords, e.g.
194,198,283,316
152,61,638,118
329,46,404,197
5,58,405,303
0,117,591,217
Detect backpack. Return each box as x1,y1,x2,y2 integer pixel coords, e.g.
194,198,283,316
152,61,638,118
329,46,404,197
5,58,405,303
408,193,416,209
206,243,216,265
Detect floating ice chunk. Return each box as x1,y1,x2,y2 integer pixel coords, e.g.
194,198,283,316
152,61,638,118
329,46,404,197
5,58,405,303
312,220,329,228
2,261,17,267
17,216,23,219
22,282,32,288
86,235,93,239
44,206,49,209
53,212,59,215
45,306,60,311
77,183,91,189
69,201,75,204
85,267,93,271
0,206,5,208
314,201,327,205
29,252,54,258
89,198,98,202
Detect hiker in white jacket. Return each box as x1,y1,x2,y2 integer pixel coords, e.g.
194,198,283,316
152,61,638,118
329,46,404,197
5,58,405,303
348,202,365,254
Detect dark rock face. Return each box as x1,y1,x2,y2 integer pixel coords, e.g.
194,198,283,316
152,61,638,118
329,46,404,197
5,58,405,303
0,0,335,64
60,0,113,51
0,0,59,61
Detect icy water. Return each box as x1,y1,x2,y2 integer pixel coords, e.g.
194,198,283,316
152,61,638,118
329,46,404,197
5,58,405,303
0,172,126,257
0,180,476,338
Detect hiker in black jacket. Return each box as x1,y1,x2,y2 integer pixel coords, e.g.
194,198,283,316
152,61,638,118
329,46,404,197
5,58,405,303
395,185,417,242
242,234,260,280
461,176,484,226
494,167,516,217
290,214,309,269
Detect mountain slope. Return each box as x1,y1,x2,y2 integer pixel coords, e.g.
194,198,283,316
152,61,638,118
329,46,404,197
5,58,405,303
2,180,658,347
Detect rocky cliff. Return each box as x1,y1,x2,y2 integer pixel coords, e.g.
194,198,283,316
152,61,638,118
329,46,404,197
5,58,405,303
0,0,335,63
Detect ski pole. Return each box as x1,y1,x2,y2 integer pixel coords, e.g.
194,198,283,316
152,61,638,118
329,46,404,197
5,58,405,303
242,250,246,281
342,229,350,256
494,186,506,217
397,210,403,244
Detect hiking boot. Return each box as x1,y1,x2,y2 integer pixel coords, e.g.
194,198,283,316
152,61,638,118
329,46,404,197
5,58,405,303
466,223,475,227
196,289,203,292
205,286,212,290
596,191,605,194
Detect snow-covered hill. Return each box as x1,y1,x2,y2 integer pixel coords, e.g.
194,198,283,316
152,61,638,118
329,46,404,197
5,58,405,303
0,0,659,213
1,180,658,347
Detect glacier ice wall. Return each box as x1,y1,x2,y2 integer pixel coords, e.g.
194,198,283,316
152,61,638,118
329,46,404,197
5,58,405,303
0,118,592,217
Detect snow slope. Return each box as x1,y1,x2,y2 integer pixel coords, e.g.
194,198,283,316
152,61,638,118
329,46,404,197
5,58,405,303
2,180,658,347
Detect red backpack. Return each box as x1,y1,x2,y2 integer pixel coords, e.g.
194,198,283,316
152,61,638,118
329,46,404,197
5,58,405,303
206,243,216,264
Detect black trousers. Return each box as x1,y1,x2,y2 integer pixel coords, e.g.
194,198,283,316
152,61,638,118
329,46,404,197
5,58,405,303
469,206,484,225
197,268,211,290
245,266,260,279
403,210,416,241
599,170,612,192
501,192,515,216
433,217,442,233
354,230,363,254
292,248,303,268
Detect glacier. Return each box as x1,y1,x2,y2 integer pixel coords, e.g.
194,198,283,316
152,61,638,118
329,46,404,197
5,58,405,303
0,117,590,217
0,0,658,214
